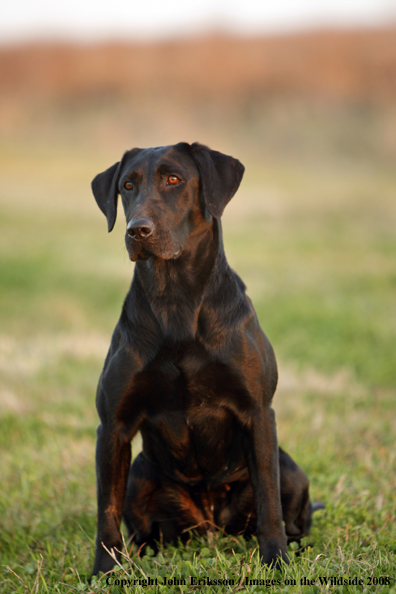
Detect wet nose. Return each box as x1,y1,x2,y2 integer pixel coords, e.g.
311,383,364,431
127,218,154,240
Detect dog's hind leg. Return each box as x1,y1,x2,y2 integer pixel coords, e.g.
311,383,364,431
279,447,313,544
123,453,212,552
122,453,162,550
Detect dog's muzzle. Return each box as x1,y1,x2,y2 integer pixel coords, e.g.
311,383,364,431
125,217,180,262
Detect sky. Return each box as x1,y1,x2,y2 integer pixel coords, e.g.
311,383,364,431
1,0,395,43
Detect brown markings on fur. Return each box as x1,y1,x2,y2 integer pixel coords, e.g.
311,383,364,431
105,504,118,517
177,489,209,531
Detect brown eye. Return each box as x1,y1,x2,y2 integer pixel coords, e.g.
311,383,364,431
124,181,133,190
168,175,180,185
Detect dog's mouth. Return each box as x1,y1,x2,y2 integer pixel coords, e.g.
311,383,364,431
135,246,153,261
126,236,182,262
127,239,152,262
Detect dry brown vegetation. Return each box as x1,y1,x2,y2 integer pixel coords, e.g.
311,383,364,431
1,27,396,106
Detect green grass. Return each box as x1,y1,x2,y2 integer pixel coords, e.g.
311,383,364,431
0,127,395,592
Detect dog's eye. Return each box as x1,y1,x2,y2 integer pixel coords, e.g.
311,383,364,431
124,181,133,190
167,175,180,185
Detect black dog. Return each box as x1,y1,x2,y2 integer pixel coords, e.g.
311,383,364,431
90,142,313,577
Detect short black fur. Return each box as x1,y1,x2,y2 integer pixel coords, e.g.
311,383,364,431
90,142,313,577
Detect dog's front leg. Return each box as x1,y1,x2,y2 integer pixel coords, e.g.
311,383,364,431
92,422,131,576
243,406,288,567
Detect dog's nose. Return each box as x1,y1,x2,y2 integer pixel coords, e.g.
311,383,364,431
127,218,154,240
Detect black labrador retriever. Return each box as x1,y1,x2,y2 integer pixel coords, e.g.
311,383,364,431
90,142,313,577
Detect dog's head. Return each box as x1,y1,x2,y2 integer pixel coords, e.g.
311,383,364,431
91,142,244,261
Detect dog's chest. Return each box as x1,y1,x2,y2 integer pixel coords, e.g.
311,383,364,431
135,345,250,479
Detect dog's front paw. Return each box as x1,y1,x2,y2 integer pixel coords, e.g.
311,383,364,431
259,538,289,568
91,543,121,579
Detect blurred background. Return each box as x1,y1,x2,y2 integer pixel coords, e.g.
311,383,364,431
1,0,396,587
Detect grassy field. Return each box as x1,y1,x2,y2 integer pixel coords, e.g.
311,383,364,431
0,123,395,593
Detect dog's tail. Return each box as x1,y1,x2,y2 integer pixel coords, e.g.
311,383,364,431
312,501,326,513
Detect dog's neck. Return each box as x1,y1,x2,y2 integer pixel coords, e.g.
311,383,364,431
133,219,227,342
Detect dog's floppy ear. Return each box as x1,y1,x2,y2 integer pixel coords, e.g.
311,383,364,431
91,161,123,232
190,143,245,218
